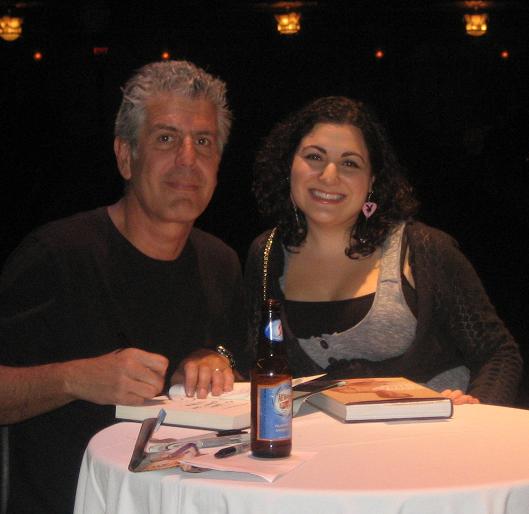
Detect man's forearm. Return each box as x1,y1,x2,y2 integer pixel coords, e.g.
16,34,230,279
0,363,74,424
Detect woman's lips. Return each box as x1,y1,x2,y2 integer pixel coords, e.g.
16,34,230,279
309,188,345,202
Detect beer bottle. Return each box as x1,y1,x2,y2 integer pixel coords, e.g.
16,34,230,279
251,298,292,458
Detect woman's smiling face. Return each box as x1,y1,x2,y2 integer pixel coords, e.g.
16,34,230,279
290,122,374,233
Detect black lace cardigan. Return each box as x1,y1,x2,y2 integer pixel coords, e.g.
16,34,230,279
243,221,523,406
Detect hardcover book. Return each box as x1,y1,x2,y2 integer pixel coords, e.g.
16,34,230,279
115,392,250,431
115,375,329,430
305,377,453,422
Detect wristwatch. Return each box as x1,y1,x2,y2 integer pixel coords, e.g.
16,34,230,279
216,345,236,369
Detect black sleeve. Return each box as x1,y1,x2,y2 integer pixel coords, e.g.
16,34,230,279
218,252,248,373
433,235,523,405
0,235,66,365
243,236,266,375
194,237,248,375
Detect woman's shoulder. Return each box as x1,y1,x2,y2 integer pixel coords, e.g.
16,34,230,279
246,228,286,278
405,220,458,250
404,220,474,276
248,228,279,254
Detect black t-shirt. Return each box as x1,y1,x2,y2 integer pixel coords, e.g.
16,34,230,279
0,207,245,514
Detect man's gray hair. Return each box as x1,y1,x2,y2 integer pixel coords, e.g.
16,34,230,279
114,60,232,154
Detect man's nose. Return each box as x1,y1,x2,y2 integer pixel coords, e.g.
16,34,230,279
176,137,197,167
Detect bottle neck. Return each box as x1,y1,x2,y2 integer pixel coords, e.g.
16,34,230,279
257,337,286,358
258,303,285,358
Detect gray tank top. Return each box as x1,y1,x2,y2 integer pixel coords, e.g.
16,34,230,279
282,223,416,367
281,223,470,392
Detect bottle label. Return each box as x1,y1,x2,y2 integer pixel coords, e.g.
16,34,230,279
256,379,292,440
264,319,283,342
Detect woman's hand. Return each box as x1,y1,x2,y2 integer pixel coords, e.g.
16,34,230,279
441,389,480,405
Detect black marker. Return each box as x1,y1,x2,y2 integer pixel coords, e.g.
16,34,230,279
216,429,248,437
214,441,251,459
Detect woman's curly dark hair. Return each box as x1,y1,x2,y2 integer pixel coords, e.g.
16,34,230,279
253,96,419,257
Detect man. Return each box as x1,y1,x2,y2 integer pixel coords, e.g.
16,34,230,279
0,60,245,513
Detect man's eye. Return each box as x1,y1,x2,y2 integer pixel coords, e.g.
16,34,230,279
158,134,174,144
196,136,211,146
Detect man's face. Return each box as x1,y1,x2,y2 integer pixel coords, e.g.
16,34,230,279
116,93,221,227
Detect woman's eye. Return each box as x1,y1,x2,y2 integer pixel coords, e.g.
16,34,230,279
343,159,359,168
305,153,322,161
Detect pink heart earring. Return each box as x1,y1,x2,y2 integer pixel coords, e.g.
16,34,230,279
362,192,377,219
358,192,377,245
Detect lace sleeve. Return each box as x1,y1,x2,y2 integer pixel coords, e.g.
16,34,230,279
429,232,522,404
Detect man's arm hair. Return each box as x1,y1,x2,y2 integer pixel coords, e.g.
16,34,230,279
0,348,169,425
0,363,75,424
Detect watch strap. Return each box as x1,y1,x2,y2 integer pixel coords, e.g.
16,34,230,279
215,345,236,369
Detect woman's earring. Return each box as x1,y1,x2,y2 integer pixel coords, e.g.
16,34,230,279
293,204,301,227
362,191,378,219
290,194,303,233
359,191,377,245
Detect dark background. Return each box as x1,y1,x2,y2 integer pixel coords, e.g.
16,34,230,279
1,0,528,394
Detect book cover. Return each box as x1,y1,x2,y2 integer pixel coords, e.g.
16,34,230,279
306,377,453,422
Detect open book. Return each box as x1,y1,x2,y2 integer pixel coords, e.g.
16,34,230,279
306,377,453,422
115,375,331,430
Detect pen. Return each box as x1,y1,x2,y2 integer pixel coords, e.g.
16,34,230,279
154,409,166,432
147,433,250,453
199,433,250,449
170,428,246,445
216,429,247,437
214,441,251,459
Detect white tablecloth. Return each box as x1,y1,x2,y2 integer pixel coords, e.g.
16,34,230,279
74,404,529,514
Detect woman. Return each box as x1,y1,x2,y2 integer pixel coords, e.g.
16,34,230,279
245,96,522,405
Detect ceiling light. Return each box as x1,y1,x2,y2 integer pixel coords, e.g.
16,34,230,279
0,15,23,42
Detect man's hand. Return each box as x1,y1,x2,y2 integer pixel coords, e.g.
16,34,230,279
170,349,234,399
441,388,481,405
63,348,168,406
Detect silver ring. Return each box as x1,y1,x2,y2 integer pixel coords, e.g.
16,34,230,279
213,368,223,373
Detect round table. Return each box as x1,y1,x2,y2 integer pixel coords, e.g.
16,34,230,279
74,404,529,514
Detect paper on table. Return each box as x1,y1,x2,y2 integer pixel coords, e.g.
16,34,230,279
168,374,326,400
179,450,317,482
169,382,250,400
